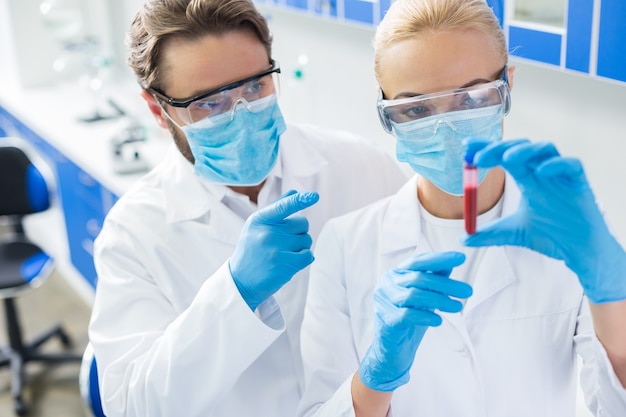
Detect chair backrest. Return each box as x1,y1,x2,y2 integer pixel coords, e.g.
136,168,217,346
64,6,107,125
0,138,56,296
0,138,52,218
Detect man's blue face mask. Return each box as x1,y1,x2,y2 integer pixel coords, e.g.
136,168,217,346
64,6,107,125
181,94,286,186
393,105,504,195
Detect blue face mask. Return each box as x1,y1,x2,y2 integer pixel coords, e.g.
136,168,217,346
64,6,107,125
393,105,504,196
181,95,286,186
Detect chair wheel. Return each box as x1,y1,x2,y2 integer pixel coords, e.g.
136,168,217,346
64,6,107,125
14,396,27,416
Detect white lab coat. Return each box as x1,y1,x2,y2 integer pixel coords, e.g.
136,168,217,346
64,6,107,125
299,175,626,417
88,123,408,417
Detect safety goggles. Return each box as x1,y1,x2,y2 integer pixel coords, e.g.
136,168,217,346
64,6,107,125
377,67,511,134
148,60,281,126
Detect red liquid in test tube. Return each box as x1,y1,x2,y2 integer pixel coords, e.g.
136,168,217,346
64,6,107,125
464,152,478,235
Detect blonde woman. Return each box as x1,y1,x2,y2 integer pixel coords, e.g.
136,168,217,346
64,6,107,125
298,0,626,416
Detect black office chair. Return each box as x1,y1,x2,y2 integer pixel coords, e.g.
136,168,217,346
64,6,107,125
0,137,82,415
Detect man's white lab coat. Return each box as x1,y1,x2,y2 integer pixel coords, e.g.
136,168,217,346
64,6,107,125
299,175,626,417
88,123,408,417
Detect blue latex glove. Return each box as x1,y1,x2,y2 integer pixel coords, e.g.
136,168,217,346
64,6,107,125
358,252,472,392
229,190,320,311
462,138,626,303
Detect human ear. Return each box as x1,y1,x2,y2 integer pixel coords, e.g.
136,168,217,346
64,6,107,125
506,65,516,91
141,89,169,129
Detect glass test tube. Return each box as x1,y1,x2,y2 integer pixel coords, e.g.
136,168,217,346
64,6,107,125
463,153,478,235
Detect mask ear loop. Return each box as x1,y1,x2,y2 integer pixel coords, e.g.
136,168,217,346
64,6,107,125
155,98,185,130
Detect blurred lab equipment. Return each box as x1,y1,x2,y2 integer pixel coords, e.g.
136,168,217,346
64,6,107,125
110,117,150,175
40,0,119,123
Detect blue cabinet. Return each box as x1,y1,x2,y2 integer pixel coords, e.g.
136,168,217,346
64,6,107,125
55,158,118,288
565,0,594,74
597,0,626,83
257,0,383,26
0,105,117,289
344,0,374,25
508,25,562,66
487,0,624,83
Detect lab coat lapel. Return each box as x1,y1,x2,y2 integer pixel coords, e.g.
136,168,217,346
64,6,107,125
279,129,325,193
378,174,521,343
272,132,327,392
376,176,480,342
435,248,518,365
463,246,517,313
161,146,245,246
379,176,422,255
203,204,247,246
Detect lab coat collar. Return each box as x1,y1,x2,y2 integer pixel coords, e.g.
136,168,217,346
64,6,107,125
159,124,326,223
278,123,328,178
161,145,226,223
462,246,516,314
379,172,521,253
379,175,423,254
379,172,523,314
257,123,328,197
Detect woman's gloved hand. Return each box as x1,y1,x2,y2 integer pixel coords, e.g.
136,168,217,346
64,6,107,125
358,252,472,392
229,190,319,311
462,138,626,304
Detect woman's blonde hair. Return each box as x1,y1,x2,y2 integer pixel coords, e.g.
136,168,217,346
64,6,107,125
373,0,507,80
127,0,272,91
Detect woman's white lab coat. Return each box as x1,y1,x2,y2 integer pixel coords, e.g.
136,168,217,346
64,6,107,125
299,175,626,417
88,123,407,417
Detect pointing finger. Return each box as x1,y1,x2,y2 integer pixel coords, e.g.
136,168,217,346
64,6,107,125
275,189,298,201
394,251,466,275
254,191,320,224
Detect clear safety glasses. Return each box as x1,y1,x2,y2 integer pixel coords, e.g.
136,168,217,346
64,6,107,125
148,60,281,126
377,67,511,134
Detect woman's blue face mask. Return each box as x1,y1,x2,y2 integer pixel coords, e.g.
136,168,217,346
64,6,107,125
393,105,504,195
181,94,286,186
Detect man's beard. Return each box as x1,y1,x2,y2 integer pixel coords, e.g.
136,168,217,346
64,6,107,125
166,117,195,164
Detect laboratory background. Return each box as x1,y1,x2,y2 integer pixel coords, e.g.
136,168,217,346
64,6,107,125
0,0,625,415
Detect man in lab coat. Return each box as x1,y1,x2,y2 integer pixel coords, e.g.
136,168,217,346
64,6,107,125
87,0,407,416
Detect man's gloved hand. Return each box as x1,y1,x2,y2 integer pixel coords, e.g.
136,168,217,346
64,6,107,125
462,138,626,303
229,190,320,311
359,252,472,392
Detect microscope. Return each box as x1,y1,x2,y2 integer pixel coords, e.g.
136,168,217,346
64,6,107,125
110,121,150,175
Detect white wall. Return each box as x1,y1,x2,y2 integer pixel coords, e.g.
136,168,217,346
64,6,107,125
258,5,626,245
0,0,19,85
504,62,626,245
1,0,64,87
260,6,396,151
0,0,116,88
